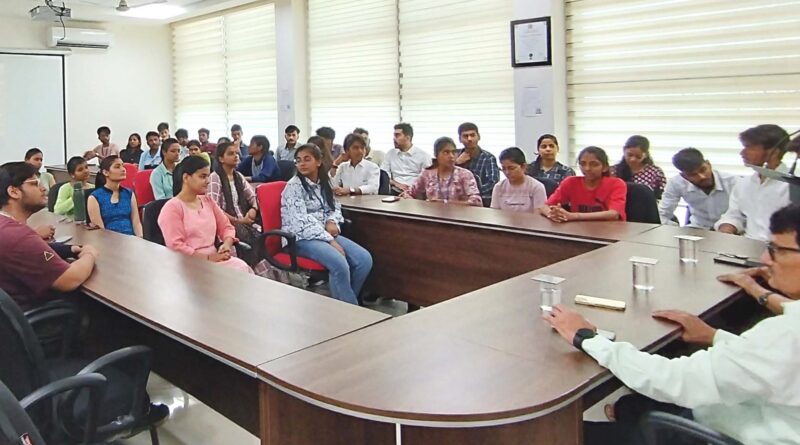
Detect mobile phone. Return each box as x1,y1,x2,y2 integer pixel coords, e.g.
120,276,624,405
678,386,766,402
54,235,72,243
713,255,763,268
381,196,400,203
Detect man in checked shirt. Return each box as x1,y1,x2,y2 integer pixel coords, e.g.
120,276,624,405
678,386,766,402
455,122,499,207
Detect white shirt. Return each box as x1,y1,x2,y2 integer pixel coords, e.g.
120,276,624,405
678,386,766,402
658,170,739,229
381,145,432,186
332,159,380,195
714,163,791,242
583,300,800,445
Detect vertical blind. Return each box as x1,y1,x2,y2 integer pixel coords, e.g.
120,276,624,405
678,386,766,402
172,3,278,143
398,0,515,155
566,0,800,175
307,0,400,153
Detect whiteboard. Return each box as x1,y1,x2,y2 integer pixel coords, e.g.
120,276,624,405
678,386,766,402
0,53,66,167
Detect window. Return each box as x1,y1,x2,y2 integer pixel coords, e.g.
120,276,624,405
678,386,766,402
172,4,277,143
567,0,800,175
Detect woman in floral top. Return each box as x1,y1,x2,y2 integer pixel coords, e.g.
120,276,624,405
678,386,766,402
611,135,667,199
281,144,372,305
402,137,482,206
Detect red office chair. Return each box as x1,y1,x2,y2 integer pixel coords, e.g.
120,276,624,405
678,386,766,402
255,182,327,274
133,170,155,209
121,163,138,190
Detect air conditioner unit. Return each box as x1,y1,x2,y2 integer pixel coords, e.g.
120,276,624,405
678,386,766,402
48,27,112,49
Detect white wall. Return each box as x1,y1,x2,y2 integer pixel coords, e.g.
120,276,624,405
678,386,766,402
0,15,173,163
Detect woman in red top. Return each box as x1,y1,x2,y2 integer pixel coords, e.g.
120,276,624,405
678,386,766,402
540,146,627,222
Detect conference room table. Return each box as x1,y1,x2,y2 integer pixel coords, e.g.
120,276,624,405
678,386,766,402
340,195,659,306
47,164,98,184
27,210,389,436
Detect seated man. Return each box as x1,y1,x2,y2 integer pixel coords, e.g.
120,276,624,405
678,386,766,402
546,203,800,445
715,124,791,241
0,162,98,310
659,147,738,229
381,123,431,194
83,126,120,162
316,126,342,159
455,122,499,207
237,135,280,183
331,133,380,196
276,125,300,162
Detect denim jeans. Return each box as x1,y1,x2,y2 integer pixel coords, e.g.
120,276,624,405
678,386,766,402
295,236,373,305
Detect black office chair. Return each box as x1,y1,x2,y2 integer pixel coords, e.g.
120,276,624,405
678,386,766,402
24,299,83,360
47,182,68,212
537,177,559,197
141,199,170,246
378,170,391,195
641,411,744,445
0,374,108,445
0,290,165,444
626,182,660,223
277,160,296,182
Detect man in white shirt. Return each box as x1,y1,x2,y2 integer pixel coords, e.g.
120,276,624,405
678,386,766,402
659,148,738,229
381,123,432,194
715,125,791,242
331,133,380,196
546,203,800,445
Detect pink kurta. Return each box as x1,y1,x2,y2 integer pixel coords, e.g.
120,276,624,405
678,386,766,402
158,195,253,274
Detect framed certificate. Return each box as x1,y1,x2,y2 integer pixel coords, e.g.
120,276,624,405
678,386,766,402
511,17,551,67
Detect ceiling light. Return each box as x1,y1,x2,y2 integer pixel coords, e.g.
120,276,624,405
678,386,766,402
119,4,186,20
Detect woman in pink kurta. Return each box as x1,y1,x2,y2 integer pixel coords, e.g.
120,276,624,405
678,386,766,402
157,156,252,274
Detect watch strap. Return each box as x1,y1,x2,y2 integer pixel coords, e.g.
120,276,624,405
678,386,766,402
572,328,596,353
757,291,774,306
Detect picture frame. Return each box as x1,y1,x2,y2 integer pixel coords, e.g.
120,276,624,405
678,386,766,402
510,17,552,67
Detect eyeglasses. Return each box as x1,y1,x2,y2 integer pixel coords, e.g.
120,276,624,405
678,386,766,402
22,179,42,187
767,242,800,260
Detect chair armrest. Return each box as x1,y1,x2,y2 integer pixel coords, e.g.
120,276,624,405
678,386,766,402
641,412,745,445
25,300,82,360
21,373,107,445
258,230,299,271
236,241,252,251
77,346,153,423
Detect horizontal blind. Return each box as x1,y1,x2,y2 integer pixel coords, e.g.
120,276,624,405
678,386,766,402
567,0,800,176
308,0,400,153
399,0,514,156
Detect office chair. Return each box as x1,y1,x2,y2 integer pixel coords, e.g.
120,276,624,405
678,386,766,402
120,163,139,190
133,170,156,210
277,160,296,182
47,182,68,212
378,170,391,195
141,199,170,246
641,411,745,445
625,182,660,223
537,177,559,197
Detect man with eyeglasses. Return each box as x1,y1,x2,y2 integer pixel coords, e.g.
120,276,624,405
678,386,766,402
545,203,800,445
0,162,98,310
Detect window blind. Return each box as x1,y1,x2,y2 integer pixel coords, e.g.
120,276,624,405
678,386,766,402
567,0,800,175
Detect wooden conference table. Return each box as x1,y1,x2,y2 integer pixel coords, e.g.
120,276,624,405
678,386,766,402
28,211,389,436
256,197,766,445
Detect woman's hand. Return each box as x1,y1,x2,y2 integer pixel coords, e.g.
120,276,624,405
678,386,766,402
208,252,231,262
330,239,346,257
326,221,340,237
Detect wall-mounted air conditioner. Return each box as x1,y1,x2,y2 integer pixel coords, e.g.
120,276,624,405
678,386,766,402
48,27,112,49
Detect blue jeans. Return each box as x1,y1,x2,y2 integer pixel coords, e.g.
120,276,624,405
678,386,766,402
295,236,373,305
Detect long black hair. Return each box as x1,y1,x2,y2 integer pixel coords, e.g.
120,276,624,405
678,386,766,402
427,136,456,170
295,143,335,211
95,155,120,189
126,133,142,152
173,155,209,197
614,135,652,181
214,142,251,217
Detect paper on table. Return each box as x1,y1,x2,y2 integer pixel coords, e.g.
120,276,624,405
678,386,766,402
522,87,543,117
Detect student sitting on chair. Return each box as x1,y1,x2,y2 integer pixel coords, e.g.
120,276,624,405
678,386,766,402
157,122,170,141
237,135,280,183
0,162,98,310
715,124,791,242
354,127,384,166
54,156,95,219
491,147,547,212
455,122,499,206
209,142,260,266
331,133,380,196
24,148,56,193
175,128,190,160
138,131,162,170
150,138,181,200
382,123,431,194
316,126,342,159
308,135,334,172
275,125,300,162
83,126,120,162
187,139,211,165
540,146,627,222
526,134,575,185
402,137,482,206
159,156,253,274
659,148,738,229
119,133,143,165
198,128,216,156
88,155,142,237
281,144,372,305
611,135,666,199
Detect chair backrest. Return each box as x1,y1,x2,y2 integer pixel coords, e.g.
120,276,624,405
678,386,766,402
625,181,660,223
142,199,170,246
47,182,68,212
256,182,287,256
378,170,391,195
277,160,296,182
0,290,50,401
642,411,745,445
120,164,138,190
537,177,559,197
133,170,155,208
0,379,47,445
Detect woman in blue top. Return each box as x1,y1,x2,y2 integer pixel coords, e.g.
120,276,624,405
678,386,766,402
281,143,372,305
87,155,142,237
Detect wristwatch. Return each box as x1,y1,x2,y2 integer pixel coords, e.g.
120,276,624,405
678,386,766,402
572,328,597,353
349,187,356,195
757,291,774,306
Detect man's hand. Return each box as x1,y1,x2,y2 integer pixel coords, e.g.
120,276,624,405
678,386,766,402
652,310,716,346
717,223,738,235
542,305,597,344
77,245,99,260
456,151,471,166
36,224,56,240
334,187,350,196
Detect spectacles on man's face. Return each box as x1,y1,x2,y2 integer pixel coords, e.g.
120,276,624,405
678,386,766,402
767,242,800,261
22,179,42,187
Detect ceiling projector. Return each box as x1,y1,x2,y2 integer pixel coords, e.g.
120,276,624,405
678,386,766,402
30,4,72,21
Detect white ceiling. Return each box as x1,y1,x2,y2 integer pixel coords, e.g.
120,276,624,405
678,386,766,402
4,0,260,24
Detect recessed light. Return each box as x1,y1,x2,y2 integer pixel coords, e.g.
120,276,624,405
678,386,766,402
119,4,186,20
